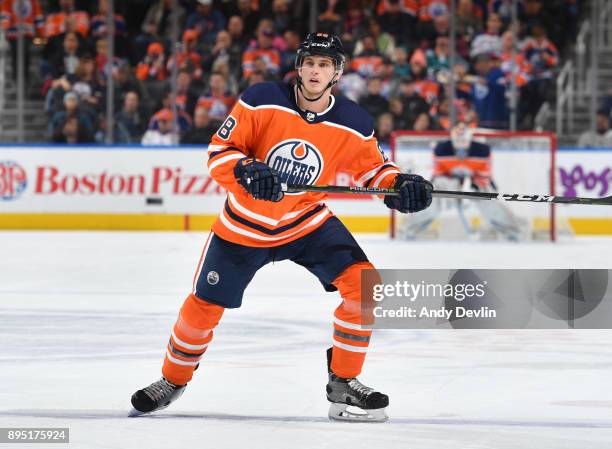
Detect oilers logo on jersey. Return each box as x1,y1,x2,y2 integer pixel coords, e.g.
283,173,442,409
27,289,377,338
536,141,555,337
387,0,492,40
265,139,324,190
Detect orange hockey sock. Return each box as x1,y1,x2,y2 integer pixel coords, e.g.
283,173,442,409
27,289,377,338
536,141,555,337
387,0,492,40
162,293,224,386
330,261,378,379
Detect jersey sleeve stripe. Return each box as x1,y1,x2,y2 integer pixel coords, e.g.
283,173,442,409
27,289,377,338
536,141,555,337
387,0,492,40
357,162,399,186
207,144,228,154
363,163,399,187
354,166,383,186
208,153,245,172
224,200,326,235
371,169,399,188
208,148,244,160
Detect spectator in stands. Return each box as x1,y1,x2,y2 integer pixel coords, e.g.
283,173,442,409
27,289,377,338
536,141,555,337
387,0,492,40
455,0,482,43
181,107,218,144
141,0,186,44
416,7,452,49
112,61,146,113
392,46,411,79
235,0,260,37
378,0,417,48
577,111,612,147
174,69,200,116
270,0,296,35
203,30,241,82
52,115,95,144
500,30,530,87
142,108,179,145
412,112,432,131
135,19,162,64
600,89,612,120
211,59,239,96
359,77,389,120
376,112,394,144
196,72,236,126
246,69,266,88
167,29,203,79
519,22,558,127
90,0,129,58
72,54,103,121
280,29,301,79
352,35,384,78
242,21,281,78
490,0,525,26
378,57,398,99
227,15,249,52
45,0,90,39
470,12,503,58
186,0,226,45
0,0,44,85
406,49,441,106
426,35,467,79
462,53,509,129
317,0,344,36
342,2,366,43
149,91,193,133
397,77,430,127
48,91,94,139
336,56,366,103
389,97,410,130
353,19,395,60
136,42,168,81
94,38,122,79
49,31,82,80
115,91,147,143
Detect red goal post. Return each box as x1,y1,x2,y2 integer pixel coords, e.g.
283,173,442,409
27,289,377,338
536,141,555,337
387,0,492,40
389,130,558,241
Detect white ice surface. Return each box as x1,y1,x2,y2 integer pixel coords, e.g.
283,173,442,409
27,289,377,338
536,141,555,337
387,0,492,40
0,232,611,449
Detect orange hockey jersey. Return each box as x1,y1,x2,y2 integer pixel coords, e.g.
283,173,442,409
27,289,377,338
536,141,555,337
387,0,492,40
432,139,492,188
206,81,400,247
0,0,44,39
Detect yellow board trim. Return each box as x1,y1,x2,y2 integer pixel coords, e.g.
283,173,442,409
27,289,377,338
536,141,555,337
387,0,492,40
0,213,610,235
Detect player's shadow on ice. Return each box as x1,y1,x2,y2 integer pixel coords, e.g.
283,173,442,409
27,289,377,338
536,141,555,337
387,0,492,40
2,409,612,429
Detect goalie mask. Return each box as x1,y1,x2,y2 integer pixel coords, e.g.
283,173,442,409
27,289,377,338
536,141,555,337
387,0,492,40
450,123,472,158
295,32,346,102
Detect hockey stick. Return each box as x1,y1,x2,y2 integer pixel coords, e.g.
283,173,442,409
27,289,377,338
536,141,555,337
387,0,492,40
282,183,612,206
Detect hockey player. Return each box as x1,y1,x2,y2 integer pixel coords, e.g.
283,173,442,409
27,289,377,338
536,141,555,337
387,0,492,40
400,123,524,240
130,32,433,422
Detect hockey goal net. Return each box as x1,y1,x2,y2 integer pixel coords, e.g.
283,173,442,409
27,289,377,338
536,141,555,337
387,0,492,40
389,130,560,241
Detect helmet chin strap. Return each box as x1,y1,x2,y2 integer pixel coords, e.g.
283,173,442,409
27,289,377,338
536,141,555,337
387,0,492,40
297,71,339,103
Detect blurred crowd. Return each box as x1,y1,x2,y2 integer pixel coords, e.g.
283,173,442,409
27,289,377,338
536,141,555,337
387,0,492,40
0,0,579,145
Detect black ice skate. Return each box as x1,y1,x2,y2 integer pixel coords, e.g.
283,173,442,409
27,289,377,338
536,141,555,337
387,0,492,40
129,377,186,416
325,348,389,422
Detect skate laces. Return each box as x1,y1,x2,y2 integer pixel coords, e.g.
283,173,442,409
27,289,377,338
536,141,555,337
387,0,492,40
347,378,374,397
143,378,176,402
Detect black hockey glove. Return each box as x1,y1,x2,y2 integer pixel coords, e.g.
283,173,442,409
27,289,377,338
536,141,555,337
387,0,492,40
234,157,284,202
384,173,433,213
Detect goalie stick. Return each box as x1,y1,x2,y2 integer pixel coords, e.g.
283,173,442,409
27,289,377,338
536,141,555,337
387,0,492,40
282,183,612,206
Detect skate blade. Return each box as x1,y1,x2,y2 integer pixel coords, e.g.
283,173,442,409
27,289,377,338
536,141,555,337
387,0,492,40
328,403,388,422
128,407,147,417
128,403,171,417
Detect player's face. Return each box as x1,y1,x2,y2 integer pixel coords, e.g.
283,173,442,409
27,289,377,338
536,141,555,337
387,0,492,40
299,56,338,96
